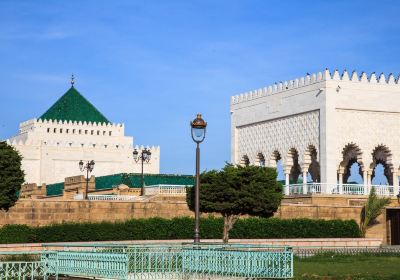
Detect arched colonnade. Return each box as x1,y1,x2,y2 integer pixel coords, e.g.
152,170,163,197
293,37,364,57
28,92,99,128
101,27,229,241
240,143,400,196
337,143,399,196
240,145,320,195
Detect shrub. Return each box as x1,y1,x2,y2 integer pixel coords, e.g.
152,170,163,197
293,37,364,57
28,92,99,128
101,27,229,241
0,217,360,244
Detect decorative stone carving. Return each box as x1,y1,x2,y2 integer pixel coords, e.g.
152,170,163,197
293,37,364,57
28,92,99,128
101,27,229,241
237,111,319,167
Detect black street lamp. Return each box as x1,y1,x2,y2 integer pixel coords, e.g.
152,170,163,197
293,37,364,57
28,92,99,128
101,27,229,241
133,148,152,196
190,113,207,243
79,160,95,200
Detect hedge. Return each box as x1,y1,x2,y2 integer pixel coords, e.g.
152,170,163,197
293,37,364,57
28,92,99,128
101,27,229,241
0,217,361,244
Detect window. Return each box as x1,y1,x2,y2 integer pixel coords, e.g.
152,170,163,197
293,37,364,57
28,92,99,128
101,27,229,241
91,130,94,135
85,130,88,134
104,144,108,148
66,129,69,134
79,129,82,134
93,144,96,148
116,145,119,149
73,129,76,134
60,129,63,133
97,131,100,135
81,143,84,147
109,131,112,136
103,131,106,135
54,128,56,133
47,128,50,133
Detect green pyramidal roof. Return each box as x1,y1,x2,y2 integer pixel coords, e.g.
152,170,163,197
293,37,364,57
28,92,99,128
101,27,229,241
39,86,110,123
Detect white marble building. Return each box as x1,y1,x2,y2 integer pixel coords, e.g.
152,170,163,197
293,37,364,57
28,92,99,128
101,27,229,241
231,69,400,197
7,82,160,185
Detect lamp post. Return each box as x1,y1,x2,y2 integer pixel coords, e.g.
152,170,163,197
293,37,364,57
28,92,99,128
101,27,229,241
190,113,207,243
133,148,152,196
79,160,95,200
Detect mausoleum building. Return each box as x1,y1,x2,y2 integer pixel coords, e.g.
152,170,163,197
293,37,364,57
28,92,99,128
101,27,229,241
7,81,160,184
231,69,400,197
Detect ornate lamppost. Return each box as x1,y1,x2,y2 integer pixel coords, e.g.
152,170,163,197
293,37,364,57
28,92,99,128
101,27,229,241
190,113,207,243
133,148,152,196
79,160,95,200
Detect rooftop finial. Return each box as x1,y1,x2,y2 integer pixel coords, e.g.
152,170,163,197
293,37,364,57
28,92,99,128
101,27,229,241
71,74,75,87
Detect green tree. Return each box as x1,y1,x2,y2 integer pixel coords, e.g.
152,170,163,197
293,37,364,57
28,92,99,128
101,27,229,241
360,187,390,237
0,141,25,210
187,163,282,243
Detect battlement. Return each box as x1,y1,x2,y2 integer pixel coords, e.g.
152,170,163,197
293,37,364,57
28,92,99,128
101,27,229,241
7,137,160,152
17,118,125,137
231,69,400,105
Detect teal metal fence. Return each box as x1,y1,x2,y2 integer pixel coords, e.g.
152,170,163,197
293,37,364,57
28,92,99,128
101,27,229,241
0,243,293,279
0,251,58,279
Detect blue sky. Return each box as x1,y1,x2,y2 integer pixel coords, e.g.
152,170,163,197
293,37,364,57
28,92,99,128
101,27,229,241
1,0,400,175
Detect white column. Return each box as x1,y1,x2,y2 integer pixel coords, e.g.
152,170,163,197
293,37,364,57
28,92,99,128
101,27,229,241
367,171,372,195
284,172,290,196
363,169,368,195
338,172,343,194
393,172,399,197
302,170,308,195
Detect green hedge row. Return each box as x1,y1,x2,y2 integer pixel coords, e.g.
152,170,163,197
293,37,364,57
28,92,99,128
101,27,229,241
0,217,361,244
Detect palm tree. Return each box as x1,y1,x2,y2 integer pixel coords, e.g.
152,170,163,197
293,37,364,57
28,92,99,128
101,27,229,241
360,187,391,237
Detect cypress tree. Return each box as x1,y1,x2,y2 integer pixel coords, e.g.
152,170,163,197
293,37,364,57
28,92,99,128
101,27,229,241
0,141,24,210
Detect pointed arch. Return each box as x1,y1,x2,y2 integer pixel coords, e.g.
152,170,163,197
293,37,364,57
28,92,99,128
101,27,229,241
304,145,320,182
241,155,250,166
339,143,364,183
256,152,266,167
370,144,394,185
269,150,282,168
287,148,301,183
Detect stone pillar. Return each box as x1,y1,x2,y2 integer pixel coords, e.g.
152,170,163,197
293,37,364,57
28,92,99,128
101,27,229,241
393,171,399,197
302,170,308,195
319,82,338,191
338,171,344,194
363,169,369,195
367,170,373,195
284,172,290,196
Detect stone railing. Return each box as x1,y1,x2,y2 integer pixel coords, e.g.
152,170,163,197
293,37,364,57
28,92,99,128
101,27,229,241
287,183,397,197
144,184,189,196
88,194,137,201
74,194,137,201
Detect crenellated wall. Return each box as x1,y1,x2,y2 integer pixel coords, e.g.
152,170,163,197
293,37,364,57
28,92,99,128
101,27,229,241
7,118,160,185
231,68,400,188
231,69,400,105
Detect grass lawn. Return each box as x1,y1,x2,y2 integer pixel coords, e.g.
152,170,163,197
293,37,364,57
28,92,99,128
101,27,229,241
294,253,400,280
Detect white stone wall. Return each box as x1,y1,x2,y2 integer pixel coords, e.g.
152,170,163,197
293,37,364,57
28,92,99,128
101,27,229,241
236,111,320,166
7,119,160,184
231,69,400,185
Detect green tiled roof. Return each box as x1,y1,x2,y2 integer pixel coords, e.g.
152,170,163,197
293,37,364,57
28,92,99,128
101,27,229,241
39,86,110,124
45,173,195,195
46,182,64,196
96,173,195,190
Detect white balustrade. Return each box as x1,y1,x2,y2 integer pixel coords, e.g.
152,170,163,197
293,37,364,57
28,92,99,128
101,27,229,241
288,184,303,195
144,185,189,196
372,185,393,196
73,185,189,200
342,184,364,195
285,183,396,197
88,194,136,201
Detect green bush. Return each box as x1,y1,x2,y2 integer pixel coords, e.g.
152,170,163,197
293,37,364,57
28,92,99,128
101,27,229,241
0,217,360,244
